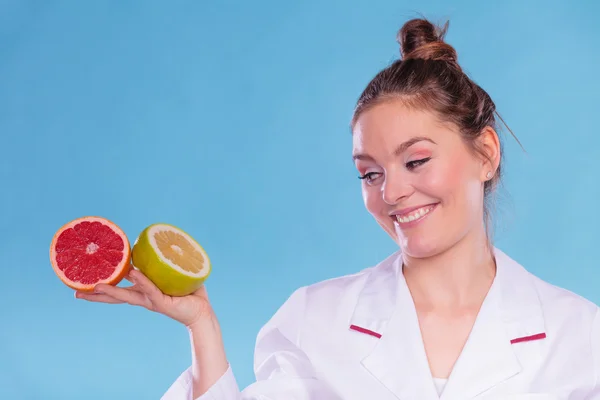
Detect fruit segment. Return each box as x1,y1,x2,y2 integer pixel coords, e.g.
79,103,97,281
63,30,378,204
153,229,205,274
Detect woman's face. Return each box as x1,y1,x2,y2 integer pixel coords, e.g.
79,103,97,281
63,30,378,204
352,99,497,259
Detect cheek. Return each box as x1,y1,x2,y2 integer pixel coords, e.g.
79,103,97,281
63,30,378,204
423,159,482,214
414,166,457,198
419,158,473,198
362,186,384,216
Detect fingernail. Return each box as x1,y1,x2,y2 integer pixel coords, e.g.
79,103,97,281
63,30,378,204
94,286,103,294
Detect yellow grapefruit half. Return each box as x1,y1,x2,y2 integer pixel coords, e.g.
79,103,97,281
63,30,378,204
131,223,211,297
50,216,131,292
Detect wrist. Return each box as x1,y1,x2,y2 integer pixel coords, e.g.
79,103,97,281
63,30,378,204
186,314,220,334
187,315,229,396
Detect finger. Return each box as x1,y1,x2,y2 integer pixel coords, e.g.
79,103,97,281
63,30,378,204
129,269,164,301
123,265,136,283
120,272,150,294
192,285,208,299
75,291,124,304
94,283,150,308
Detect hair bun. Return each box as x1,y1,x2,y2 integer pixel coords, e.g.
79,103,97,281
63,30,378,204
397,19,458,65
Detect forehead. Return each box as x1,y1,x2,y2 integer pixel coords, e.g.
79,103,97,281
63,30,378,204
352,100,456,152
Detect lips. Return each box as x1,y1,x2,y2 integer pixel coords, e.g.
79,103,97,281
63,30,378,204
391,203,438,225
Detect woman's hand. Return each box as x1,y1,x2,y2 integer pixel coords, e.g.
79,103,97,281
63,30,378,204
75,267,214,327
77,266,229,396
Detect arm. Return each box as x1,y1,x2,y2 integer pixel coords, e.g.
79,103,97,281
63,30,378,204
588,307,600,399
162,287,342,400
78,270,337,399
188,317,229,397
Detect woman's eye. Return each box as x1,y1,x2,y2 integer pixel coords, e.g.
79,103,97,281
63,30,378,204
406,157,431,170
358,172,382,184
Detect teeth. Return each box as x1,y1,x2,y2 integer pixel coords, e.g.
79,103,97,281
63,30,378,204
395,206,434,224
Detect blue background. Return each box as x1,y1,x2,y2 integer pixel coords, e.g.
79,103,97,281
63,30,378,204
1,0,599,398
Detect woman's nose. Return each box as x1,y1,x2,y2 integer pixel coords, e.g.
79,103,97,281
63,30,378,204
381,170,412,205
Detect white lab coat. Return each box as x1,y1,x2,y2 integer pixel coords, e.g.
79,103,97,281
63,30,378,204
162,248,600,399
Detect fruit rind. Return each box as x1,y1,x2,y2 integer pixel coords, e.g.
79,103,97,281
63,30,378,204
131,223,211,297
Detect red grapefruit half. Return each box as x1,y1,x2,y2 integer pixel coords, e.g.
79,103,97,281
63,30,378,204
50,216,131,292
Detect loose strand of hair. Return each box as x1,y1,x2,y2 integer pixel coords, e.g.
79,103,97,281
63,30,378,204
495,110,526,153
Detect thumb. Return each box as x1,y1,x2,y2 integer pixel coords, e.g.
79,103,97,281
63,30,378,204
193,284,209,299
129,269,165,303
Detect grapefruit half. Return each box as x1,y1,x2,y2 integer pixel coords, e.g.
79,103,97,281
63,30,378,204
131,223,211,296
50,216,131,292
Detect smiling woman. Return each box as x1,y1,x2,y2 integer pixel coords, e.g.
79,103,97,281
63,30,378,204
352,103,499,260
77,17,600,400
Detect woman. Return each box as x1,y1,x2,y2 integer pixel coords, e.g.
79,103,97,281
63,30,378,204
78,18,600,399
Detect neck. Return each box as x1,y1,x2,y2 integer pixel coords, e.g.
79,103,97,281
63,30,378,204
402,227,496,310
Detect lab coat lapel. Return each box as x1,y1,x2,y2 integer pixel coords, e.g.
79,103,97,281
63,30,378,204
440,248,546,399
350,251,439,400
348,248,547,399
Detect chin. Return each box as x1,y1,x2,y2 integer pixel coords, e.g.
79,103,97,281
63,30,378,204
395,231,445,259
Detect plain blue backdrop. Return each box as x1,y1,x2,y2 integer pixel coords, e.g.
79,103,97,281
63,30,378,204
1,0,599,398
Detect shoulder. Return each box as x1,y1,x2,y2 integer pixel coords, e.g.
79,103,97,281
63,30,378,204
257,251,400,342
512,254,600,383
497,247,598,322
528,269,599,324
533,275,600,389
496,248,600,394
300,250,401,321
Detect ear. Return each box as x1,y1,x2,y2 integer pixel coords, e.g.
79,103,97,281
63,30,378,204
478,126,501,180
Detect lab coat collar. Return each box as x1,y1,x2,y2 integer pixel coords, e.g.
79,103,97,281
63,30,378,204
349,247,546,399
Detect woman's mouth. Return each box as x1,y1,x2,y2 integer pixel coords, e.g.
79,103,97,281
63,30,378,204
391,203,438,227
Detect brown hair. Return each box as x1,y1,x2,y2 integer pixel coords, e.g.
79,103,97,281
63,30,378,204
351,18,521,235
